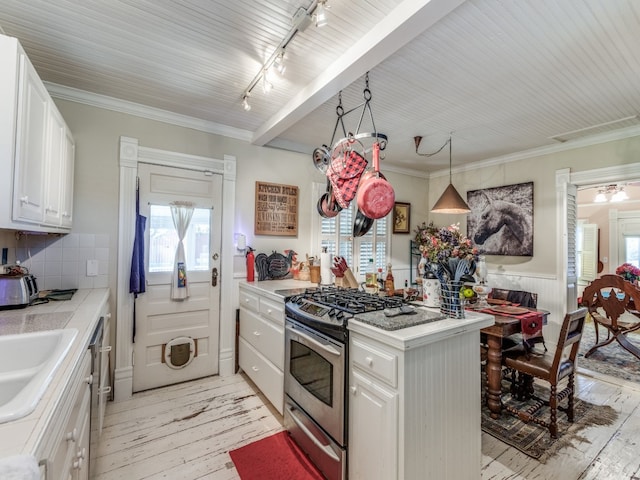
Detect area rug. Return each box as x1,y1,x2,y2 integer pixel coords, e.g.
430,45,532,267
229,431,325,480
481,379,617,461
577,318,640,384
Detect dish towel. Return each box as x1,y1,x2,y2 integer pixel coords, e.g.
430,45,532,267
0,455,40,480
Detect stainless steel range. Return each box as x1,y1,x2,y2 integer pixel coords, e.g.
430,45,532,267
280,287,405,480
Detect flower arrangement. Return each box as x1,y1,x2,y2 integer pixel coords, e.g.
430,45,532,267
414,222,479,318
414,222,478,264
615,263,640,283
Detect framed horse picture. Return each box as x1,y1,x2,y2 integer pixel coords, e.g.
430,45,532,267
467,182,534,256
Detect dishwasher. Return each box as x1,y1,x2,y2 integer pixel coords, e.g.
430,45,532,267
88,314,112,478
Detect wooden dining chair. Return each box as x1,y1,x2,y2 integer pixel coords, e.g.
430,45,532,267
489,288,538,308
580,274,640,360
501,307,587,438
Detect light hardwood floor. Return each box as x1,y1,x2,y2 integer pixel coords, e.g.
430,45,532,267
95,370,640,480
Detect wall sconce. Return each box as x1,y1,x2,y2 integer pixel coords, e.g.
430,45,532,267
235,233,247,253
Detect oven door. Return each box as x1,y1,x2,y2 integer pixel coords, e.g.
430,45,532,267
285,318,345,445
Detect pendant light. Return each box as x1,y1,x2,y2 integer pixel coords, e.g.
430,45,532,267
430,135,471,214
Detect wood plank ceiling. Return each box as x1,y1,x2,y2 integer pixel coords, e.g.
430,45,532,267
1,0,639,174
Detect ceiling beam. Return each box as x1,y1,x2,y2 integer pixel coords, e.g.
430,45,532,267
251,0,466,146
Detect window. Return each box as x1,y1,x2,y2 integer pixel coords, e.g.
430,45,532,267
624,235,640,267
148,205,211,272
314,183,390,280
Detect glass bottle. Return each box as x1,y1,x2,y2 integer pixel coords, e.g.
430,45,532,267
385,263,395,296
365,258,377,291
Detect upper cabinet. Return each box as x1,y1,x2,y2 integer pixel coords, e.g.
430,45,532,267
0,33,75,233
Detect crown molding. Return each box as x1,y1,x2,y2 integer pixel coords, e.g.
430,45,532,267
45,81,640,181
45,82,253,142
429,125,640,179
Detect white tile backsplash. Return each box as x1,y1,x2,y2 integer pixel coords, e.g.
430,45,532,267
95,234,109,248
79,234,95,248
62,233,79,248
14,233,110,291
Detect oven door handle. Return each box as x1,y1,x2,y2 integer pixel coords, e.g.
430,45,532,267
286,325,342,357
286,403,341,462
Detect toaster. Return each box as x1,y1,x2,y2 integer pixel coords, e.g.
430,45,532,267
0,274,39,309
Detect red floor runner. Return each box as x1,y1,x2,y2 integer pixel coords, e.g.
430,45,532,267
229,431,325,480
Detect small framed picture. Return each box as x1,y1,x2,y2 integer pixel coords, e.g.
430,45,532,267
393,202,411,234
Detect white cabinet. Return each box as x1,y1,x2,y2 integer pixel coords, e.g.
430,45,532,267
349,335,399,480
38,351,91,480
43,105,65,225
12,51,49,224
60,127,75,228
238,285,285,415
0,33,74,232
348,323,484,480
349,369,398,480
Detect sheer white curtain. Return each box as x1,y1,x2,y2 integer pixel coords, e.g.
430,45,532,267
170,201,195,300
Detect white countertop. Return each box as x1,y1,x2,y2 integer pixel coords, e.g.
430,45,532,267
239,280,495,350
349,306,494,351
239,279,317,302
0,288,109,458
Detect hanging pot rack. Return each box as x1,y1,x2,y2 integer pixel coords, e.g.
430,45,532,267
313,72,388,174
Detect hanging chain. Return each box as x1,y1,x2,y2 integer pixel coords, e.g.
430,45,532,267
328,91,348,148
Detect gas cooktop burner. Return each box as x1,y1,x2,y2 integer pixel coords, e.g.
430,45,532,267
293,287,404,314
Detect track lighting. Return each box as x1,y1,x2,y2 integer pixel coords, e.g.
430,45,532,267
242,95,251,111
274,51,286,75
315,1,328,27
240,1,330,110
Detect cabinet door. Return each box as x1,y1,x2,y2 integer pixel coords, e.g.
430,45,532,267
60,126,75,228
43,105,65,225
13,52,48,223
349,369,398,480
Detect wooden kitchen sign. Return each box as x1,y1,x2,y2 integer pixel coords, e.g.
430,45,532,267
254,181,298,236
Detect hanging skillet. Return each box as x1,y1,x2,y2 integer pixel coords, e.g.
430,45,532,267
312,145,331,173
353,208,374,237
356,142,395,219
317,180,342,218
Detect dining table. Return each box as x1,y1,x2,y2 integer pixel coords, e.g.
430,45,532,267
479,305,550,418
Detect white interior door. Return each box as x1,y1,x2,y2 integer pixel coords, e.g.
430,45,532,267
133,163,222,392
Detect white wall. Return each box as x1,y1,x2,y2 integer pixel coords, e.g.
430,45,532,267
0,100,429,318
3,96,640,339
432,134,640,327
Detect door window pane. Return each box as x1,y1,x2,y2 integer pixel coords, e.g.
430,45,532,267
625,236,640,267
148,205,210,272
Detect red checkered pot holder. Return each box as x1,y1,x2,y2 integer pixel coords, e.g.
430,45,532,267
327,150,368,209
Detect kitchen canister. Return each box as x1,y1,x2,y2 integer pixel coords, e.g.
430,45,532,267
422,270,440,307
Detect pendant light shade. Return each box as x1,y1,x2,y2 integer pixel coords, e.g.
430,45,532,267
430,136,471,214
431,183,471,213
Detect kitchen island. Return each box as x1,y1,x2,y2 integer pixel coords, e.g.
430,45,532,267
348,306,493,480
239,280,493,480
0,288,109,478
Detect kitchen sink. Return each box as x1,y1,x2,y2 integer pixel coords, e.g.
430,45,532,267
0,328,78,423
